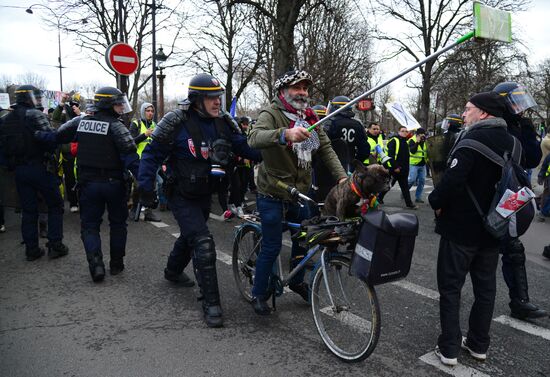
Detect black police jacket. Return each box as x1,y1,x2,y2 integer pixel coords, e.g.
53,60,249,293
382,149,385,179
326,113,370,171
429,117,514,247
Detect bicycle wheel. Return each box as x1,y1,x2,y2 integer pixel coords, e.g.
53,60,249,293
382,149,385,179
311,255,380,362
232,224,262,302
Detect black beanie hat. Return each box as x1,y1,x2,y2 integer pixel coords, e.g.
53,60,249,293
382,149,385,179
416,127,426,134
468,91,505,117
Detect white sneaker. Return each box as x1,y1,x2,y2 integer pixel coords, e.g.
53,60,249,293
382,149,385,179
228,204,237,215
434,346,457,366
236,206,245,218
461,337,486,361
70,206,79,213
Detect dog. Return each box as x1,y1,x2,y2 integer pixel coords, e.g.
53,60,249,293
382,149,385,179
322,160,390,220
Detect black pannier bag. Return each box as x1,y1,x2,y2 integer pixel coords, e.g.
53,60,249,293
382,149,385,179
350,210,418,285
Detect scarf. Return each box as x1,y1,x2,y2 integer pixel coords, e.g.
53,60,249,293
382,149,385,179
278,93,320,168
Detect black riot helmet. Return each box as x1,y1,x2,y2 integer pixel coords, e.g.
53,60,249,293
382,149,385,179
327,95,352,115
493,81,537,115
187,73,225,103
312,105,327,119
441,113,463,132
15,84,42,107
93,87,131,114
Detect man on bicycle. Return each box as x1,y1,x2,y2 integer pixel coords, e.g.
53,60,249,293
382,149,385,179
247,70,347,315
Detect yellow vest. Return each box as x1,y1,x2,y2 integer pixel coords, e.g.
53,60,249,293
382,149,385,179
409,135,426,165
134,119,156,157
546,163,550,177
364,133,384,165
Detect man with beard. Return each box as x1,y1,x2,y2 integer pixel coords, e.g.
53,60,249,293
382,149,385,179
247,70,348,315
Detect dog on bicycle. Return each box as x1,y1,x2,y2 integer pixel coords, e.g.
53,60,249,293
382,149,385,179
322,160,390,220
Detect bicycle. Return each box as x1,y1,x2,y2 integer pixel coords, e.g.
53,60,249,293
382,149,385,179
232,183,383,362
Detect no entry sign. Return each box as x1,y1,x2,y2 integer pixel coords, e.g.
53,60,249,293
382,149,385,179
105,42,139,76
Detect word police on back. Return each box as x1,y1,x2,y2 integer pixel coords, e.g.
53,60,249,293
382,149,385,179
77,119,110,135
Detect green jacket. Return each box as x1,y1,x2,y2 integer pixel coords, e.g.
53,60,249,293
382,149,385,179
248,97,347,201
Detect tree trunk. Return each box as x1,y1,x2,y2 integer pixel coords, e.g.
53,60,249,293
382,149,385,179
273,0,304,77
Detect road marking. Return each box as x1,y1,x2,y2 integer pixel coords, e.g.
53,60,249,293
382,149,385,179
149,221,169,228
217,250,232,266
391,280,439,300
209,213,225,222
493,315,550,341
320,306,372,332
113,55,135,63
419,351,490,377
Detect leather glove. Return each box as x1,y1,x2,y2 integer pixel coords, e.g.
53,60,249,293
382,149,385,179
139,188,159,209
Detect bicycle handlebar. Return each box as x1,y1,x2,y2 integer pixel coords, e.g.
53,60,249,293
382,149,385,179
276,181,316,204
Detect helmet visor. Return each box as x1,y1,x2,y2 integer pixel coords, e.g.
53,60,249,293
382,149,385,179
113,95,132,114
440,119,450,131
504,86,537,114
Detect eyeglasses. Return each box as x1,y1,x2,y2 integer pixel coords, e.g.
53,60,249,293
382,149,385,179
463,106,477,113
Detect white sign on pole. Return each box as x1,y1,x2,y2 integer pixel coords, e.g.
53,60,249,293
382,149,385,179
385,102,421,130
0,93,10,110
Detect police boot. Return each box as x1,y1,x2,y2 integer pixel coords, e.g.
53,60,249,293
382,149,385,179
26,246,45,261
164,268,195,287
46,241,69,259
196,268,223,328
87,253,105,282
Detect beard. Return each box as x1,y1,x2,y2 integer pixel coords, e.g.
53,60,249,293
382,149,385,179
282,88,309,110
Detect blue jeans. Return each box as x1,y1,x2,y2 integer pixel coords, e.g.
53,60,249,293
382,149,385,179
79,180,128,259
252,194,311,298
408,165,426,201
15,164,64,249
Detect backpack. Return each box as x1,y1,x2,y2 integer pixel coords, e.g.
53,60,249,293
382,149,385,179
456,137,535,240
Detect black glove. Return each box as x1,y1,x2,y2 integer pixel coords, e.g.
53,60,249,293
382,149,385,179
139,188,159,209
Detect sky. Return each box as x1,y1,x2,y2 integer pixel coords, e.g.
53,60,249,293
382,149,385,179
0,0,549,104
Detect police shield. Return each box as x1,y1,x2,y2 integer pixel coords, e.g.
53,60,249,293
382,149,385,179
426,134,447,187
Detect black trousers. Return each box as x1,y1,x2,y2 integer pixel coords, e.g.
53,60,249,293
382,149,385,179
378,170,414,207
437,237,499,357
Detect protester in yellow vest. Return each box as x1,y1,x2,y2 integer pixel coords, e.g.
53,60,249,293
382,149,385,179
407,127,427,203
364,121,384,165
130,103,161,222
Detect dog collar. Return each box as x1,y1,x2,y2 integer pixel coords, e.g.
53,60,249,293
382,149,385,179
350,180,363,199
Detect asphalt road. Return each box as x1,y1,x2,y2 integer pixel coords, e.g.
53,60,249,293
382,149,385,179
1,180,549,377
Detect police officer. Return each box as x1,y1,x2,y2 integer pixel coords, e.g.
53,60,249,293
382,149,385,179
36,87,139,282
493,81,547,320
0,85,69,261
137,73,260,328
324,95,370,171
311,104,327,119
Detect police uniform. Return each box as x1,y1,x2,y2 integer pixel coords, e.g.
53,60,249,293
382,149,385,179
137,74,260,327
0,85,68,261
39,87,139,282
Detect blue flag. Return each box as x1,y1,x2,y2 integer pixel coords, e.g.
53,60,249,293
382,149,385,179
229,96,237,117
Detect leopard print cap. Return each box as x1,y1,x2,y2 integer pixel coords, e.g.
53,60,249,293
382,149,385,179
274,70,313,91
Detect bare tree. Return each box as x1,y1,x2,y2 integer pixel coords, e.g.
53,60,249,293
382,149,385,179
192,0,266,111
530,58,550,127
46,0,189,110
16,72,48,89
230,0,328,80
373,0,528,127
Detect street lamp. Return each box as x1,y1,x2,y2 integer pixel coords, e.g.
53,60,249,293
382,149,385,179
25,4,65,92
155,47,168,118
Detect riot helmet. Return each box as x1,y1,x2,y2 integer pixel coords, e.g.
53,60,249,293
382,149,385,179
187,73,224,117
441,113,463,132
493,81,537,115
312,105,327,119
93,87,132,114
328,95,355,117
15,85,42,107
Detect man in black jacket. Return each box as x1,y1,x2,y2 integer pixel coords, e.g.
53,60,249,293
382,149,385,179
378,125,416,208
429,92,514,366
